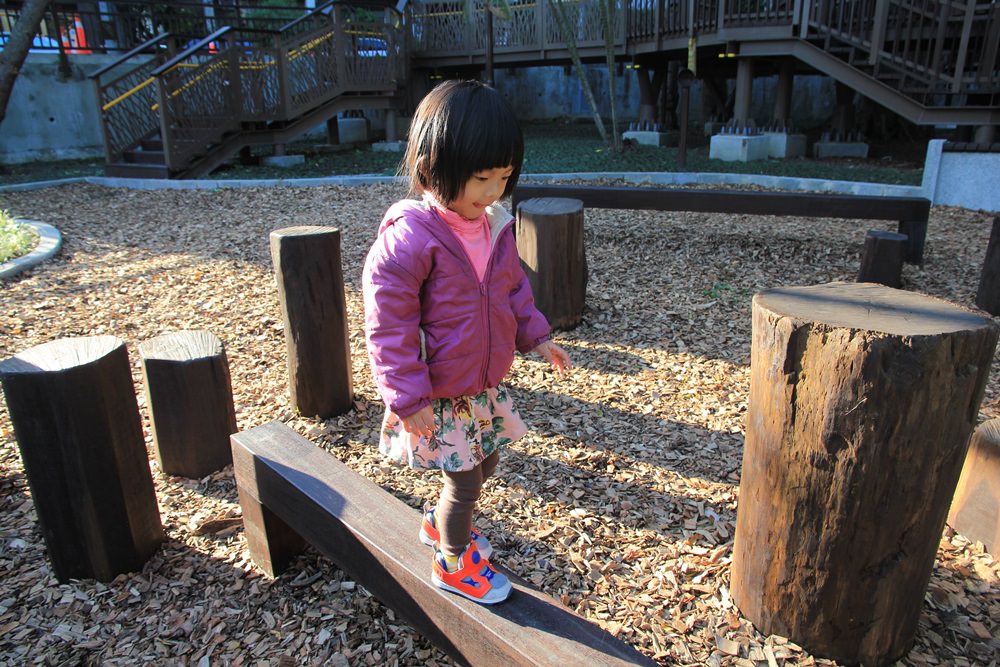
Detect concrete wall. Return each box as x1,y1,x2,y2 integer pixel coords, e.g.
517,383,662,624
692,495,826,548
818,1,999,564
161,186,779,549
0,53,127,164
921,139,1000,213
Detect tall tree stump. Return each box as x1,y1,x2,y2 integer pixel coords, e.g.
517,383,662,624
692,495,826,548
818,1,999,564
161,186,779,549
732,282,998,666
857,229,907,287
947,418,1000,553
139,330,237,478
515,197,587,331
0,336,164,582
270,226,354,418
975,216,1000,316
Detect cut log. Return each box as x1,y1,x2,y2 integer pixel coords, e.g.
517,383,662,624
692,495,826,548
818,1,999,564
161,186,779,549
0,336,163,582
515,197,587,331
975,216,1000,316
948,418,1000,554
857,229,907,287
732,282,999,667
231,422,656,667
139,329,237,478
269,226,354,418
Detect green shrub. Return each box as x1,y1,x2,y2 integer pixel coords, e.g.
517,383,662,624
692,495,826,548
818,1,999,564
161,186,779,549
0,210,38,264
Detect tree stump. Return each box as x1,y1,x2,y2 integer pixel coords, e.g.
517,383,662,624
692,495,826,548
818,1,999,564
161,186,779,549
515,197,587,331
947,418,1000,553
0,336,164,582
732,282,998,666
975,216,1000,316
139,330,237,478
270,226,354,418
857,229,907,287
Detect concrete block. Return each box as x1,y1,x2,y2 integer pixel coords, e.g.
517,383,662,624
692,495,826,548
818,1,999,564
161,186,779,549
338,117,369,144
922,139,1000,213
709,134,770,162
813,141,869,159
372,141,407,152
622,130,677,147
948,418,1000,554
765,132,807,158
261,155,306,168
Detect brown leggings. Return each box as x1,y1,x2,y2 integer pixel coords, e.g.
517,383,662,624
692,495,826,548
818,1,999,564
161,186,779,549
437,451,500,557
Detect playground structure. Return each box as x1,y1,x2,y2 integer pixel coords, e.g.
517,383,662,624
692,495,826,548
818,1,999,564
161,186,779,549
2,0,997,177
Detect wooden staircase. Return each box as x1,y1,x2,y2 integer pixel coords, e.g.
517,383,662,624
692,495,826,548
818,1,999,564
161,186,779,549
92,1,406,179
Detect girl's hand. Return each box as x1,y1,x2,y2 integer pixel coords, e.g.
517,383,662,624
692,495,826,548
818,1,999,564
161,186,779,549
533,341,572,375
398,405,436,438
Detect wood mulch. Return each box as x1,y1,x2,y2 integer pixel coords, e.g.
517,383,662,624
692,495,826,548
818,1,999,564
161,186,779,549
0,181,997,666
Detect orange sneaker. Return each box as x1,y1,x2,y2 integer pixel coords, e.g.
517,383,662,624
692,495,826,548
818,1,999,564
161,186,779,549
419,506,494,559
431,542,511,604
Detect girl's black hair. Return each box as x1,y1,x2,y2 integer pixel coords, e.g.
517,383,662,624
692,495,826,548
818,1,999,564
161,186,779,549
401,79,524,204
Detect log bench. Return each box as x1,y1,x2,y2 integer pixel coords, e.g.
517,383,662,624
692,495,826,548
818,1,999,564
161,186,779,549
512,184,931,265
231,421,655,667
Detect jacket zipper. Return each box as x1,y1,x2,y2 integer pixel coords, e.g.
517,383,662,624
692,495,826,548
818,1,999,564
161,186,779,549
477,216,511,391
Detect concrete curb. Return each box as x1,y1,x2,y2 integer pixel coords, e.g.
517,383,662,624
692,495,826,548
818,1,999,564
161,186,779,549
0,220,63,280
0,172,925,198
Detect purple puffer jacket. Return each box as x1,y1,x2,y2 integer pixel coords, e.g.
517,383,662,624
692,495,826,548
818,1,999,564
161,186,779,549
363,199,550,418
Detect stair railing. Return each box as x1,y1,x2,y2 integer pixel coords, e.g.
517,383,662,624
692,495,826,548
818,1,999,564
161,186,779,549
90,33,177,166
151,27,244,171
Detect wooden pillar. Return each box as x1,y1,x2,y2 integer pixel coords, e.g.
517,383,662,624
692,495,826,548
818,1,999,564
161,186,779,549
515,198,587,331
326,116,340,145
733,58,754,126
0,336,164,582
857,229,907,287
139,330,237,478
974,125,996,145
773,60,794,128
270,226,354,418
948,418,1000,553
976,216,1000,316
732,282,998,666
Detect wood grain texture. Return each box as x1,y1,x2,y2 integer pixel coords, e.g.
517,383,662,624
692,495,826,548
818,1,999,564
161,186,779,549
732,282,999,666
516,197,587,331
139,330,237,478
0,336,163,582
269,226,354,418
231,422,656,667
947,418,1000,553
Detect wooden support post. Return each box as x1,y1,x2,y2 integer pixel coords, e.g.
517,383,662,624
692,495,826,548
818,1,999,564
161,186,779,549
948,418,1000,553
231,422,656,667
976,216,1000,316
139,330,237,478
270,226,354,418
0,336,164,582
857,229,907,287
515,197,587,331
732,282,998,666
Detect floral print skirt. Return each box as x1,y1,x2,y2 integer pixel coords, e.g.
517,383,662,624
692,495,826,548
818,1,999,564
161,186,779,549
379,384,527,471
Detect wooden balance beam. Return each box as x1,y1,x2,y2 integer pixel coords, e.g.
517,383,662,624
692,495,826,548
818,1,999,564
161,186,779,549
511,184,931,265
231,422,656,667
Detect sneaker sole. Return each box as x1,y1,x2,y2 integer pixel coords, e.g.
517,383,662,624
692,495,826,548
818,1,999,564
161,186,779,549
432,571,511,605
419,526,493,560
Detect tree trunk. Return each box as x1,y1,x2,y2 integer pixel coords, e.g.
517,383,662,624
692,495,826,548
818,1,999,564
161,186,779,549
0,0,52,125
976,216,1000,316
0,336,164,582
947,418,1000,554
732,282,998,666
270,226,354,419
139,329,237,478
548,0,607,145
515,197,587,330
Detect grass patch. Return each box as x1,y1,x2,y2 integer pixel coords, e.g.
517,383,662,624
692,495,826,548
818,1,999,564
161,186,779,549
0,120,924,186
0,210,38,264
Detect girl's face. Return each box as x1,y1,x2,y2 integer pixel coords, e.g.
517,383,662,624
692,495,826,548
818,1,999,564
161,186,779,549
447,165,514,220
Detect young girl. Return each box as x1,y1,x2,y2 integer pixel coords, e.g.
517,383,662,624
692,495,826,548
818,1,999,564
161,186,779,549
362,79,571,605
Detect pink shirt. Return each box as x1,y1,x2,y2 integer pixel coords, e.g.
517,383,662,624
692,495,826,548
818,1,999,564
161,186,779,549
424,193,491,282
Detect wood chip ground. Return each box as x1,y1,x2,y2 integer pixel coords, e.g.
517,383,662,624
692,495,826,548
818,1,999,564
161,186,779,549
0,181,998,666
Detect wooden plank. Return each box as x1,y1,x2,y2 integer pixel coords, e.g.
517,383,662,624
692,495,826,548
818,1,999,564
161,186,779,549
231,422,656,667
512,184,930,221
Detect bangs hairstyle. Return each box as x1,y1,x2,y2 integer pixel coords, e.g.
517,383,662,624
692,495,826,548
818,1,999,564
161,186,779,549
401,79,524,204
